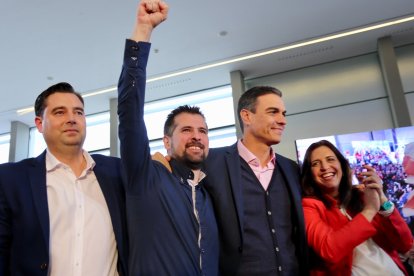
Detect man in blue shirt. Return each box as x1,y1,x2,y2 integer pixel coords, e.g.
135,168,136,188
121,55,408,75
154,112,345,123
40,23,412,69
117,1,218,275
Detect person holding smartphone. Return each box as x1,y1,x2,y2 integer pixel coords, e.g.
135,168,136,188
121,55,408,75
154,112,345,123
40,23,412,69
301,139,413,276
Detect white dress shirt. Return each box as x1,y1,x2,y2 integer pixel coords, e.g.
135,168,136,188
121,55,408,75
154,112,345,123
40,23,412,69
46,150,118,276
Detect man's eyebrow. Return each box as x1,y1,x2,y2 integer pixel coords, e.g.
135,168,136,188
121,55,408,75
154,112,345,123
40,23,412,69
51,106,66,112
266,107,287,115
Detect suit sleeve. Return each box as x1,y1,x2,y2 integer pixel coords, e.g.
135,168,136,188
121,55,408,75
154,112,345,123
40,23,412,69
302,198,376,264
117,39,154,194
371,209,413,254
0,173,11,275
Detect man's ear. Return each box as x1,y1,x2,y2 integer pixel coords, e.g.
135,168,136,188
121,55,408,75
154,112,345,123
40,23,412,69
240,109,251,128
34,116,43,133
163,135,171,151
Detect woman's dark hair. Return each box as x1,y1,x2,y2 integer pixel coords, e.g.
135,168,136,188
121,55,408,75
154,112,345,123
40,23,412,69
301,140,362,212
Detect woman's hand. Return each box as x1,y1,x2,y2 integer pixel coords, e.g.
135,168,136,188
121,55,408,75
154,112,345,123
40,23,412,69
361,182,381,221
358,165,388,204
359,165,391,221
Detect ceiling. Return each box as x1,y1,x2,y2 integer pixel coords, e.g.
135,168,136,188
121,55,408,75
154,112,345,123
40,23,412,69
1,0,414,134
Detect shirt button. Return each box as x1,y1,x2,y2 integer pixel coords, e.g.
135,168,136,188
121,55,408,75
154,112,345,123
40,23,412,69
267,211,272,215
266,191,269,196
40,263,48,270
271,228,275,234
275,247,279,252
131,46,138,50
278,266,282,271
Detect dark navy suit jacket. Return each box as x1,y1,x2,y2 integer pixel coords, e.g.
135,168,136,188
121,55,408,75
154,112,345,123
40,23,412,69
0,151,127,276
204,143,308,275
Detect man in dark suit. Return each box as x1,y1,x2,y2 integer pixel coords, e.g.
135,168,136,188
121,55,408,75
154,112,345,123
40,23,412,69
0,82,127,275
204,86,308,275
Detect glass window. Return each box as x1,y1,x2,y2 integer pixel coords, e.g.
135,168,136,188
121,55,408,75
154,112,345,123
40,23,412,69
28,112,110,157
28,85,237,157
29,129,46,157
0,133,10,164
144,86,235,140
209,126,237,148
83,112,110,152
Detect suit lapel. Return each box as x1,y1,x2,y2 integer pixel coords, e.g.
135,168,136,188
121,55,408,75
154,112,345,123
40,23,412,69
276,156,303,218
276,155,307,264
29,151,50,247
225,143,245,235
92,157,122,247
93,157,126,275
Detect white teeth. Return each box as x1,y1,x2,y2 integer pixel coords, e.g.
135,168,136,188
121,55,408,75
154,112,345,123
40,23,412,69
321,173,334,178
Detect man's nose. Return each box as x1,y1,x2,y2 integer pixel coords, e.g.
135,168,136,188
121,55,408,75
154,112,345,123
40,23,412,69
277,114,287,125
66,114,77,124
192,131,202,140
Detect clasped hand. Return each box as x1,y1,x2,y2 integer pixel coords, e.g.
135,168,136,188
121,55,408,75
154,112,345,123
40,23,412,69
357,165,387,212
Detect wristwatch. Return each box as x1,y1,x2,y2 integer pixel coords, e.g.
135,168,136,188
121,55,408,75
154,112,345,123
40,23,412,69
380,201,393,212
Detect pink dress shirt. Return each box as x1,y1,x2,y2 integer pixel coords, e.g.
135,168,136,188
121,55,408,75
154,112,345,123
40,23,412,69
237,140,276,190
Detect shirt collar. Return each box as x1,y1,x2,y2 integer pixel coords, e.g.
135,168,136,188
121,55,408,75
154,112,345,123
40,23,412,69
45,149,95,172
169,158,206,184
237,139,276,167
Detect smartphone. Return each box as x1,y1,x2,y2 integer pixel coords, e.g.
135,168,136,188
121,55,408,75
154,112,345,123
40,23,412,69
352,166,367,185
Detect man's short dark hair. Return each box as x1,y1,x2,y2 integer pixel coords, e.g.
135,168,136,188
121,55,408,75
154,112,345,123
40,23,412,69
237,86,282,132
34,82,84,116
163,105,206,136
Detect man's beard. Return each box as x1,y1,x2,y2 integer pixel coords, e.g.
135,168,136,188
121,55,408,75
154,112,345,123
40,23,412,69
178,154,205,170
174,142,207,170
